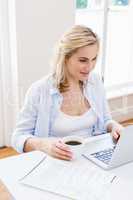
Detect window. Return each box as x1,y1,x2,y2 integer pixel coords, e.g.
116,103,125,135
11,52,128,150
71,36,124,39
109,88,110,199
113,0,129,6
76,0,88,9
76,0,133,98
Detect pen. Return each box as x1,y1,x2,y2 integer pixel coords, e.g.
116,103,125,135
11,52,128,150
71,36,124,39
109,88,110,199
110,175,117,183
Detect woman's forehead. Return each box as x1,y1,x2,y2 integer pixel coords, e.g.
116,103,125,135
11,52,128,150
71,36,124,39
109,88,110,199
74,44,98,58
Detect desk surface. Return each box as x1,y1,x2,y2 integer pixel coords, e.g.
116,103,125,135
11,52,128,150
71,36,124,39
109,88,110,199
0,151,69,200
0,136,133,200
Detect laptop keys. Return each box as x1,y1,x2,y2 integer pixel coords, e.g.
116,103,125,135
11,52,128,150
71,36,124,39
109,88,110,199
91,148,115,164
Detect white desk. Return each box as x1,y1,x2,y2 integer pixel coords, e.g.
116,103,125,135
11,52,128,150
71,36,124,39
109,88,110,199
0,136,133,200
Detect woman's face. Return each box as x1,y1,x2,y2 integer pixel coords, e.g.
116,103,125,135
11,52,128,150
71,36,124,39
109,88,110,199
65,44,98,83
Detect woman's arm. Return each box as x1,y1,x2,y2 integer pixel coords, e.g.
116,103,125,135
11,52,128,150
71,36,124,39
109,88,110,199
24,137,73,160
103,95,124,141
11,84,40,153
11,84,73,160
95,74,124,139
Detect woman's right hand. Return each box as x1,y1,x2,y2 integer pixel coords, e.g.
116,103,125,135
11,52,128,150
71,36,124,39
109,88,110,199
39,138,73,160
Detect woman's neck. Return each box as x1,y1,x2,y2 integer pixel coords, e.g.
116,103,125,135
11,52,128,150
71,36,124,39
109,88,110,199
67,80,83,92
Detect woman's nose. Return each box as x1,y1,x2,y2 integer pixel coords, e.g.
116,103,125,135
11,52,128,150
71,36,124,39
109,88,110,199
85,62,93,70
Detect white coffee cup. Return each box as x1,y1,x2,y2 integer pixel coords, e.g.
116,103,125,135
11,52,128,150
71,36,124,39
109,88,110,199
62,135,85,159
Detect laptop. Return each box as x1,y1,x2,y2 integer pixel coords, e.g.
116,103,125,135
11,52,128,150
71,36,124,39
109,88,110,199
83,125,133,170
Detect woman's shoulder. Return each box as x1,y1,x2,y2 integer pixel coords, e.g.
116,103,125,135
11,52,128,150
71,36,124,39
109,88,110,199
26,74,54,96
30,74,53,89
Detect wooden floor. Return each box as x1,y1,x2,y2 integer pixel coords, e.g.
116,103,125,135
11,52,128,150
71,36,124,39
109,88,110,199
0,119,133,160
0,147,19,159
119,119,133,126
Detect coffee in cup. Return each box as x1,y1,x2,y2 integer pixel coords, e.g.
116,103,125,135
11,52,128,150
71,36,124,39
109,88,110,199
65,140,82,145
62,136,85,159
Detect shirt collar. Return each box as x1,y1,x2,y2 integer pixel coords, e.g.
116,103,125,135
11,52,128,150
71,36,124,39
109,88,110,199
49,72,95,95
86,72,95,85
50,87,59,95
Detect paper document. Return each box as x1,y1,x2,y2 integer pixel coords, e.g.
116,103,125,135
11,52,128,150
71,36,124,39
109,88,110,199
20,156,116,200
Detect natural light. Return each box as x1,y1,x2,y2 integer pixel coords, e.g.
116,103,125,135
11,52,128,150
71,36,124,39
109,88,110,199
76,0,133,98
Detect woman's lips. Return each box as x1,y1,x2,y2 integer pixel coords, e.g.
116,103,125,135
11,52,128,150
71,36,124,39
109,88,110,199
80,72,89,76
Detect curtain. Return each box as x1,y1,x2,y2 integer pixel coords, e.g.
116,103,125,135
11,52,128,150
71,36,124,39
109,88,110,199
0,0,19,147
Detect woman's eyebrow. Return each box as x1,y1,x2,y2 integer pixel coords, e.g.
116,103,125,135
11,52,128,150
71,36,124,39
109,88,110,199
79,56,97,60
79,57,89,60
92,55,97,60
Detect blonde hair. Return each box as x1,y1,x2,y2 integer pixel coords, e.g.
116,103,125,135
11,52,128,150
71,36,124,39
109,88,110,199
52,25,99,92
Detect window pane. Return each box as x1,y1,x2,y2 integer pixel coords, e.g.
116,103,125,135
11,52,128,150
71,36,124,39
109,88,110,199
76,0,88,9
87,0,104,9
76,10,104,76
112,0,129,6
76,0,104,9
104,10,132,88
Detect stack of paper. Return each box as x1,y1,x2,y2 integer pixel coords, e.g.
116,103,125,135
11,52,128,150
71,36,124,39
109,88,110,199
20,156,116,200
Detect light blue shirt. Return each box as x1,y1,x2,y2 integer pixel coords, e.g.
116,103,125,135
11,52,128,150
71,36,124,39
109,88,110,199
11,72,113,153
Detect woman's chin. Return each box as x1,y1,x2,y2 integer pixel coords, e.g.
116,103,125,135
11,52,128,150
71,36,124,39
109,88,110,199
79,75,89,81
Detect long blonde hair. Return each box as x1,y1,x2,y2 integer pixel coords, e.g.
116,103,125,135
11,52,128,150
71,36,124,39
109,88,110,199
52,25,99,92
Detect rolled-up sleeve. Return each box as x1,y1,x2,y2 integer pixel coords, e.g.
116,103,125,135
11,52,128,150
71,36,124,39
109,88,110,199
94,74,113,130
11,84,40,153
100,82,113,130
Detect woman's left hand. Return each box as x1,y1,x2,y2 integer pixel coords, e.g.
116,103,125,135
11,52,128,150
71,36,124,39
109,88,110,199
111,123,124,142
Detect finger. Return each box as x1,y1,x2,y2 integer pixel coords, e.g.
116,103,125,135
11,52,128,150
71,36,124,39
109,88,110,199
51,142,73,158
52,147,72,160
112,131,120,139
54,145,73,159
115,131,120,140
55,141,72,152
53,152,72,161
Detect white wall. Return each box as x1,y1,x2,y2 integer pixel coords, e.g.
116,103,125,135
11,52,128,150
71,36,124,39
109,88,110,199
15,0,75,105
0,59,4,146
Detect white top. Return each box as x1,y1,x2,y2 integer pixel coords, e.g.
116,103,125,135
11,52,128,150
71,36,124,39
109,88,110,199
52,108,97,138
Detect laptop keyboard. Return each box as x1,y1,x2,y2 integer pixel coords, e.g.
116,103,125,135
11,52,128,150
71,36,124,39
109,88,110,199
90,147,115,164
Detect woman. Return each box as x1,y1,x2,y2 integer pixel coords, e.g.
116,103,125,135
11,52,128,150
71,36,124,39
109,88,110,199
12,25,123,160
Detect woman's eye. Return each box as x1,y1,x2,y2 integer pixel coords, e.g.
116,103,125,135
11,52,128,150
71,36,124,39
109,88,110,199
79,60,87,63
